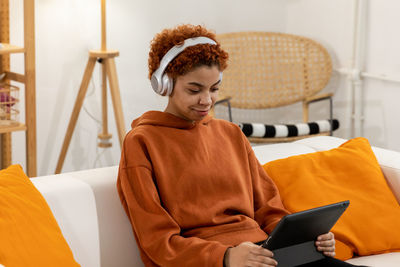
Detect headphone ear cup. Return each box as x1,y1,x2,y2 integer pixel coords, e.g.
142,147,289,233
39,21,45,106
161,73,173,96
151,73,162,95
165,75,174,96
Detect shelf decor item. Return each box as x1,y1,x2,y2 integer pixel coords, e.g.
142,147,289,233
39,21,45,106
0,82,19,126
55,0,126,174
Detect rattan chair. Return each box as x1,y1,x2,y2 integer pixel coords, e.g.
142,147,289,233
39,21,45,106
215,31,338,143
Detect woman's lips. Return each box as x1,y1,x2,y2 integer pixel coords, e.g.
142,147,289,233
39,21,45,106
194,109,209,116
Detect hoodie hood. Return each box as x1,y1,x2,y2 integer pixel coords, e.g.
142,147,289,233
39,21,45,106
131,111,213,130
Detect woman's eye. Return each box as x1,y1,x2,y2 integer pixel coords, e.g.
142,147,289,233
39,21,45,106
188,89,199,94
211,87,219,92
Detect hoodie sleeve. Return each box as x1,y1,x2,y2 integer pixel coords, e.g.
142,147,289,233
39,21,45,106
244,139,290,234
117,135,228,267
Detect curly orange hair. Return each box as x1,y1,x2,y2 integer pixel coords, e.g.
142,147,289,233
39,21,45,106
148,24,229,79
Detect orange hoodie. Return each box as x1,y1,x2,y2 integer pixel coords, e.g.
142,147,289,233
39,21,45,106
117,111,289,267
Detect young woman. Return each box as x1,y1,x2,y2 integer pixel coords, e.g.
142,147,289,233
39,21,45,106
117,24,365,267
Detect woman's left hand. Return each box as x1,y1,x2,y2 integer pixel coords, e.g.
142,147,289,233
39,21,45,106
315,232,336,257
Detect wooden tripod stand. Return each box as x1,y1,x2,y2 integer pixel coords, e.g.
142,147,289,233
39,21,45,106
55,0,125,174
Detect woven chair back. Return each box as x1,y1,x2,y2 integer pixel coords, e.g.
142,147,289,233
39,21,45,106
217,32,332,109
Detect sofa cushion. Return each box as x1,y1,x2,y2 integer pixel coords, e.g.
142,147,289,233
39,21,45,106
0,165,80,267
295,136,400,204
262,137,400,260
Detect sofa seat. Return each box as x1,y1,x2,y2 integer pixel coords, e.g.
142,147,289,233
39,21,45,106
346,252,400,267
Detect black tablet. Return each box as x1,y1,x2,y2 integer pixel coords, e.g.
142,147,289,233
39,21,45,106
261,200,350,266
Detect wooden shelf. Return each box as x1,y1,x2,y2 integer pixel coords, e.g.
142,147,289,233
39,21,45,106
0,43,25,55
0,122,26,134
0,0,37,176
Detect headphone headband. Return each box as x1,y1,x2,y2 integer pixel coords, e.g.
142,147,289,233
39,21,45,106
151,36,217,96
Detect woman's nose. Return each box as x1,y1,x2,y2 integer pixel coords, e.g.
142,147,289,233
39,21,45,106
199,92,212,105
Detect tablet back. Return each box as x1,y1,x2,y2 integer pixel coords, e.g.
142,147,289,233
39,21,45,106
262,200,350,267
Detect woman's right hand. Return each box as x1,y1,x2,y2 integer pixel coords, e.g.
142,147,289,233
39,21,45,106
224,242,277,267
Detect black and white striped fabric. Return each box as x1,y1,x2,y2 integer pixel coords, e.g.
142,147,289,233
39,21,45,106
239,119,339,138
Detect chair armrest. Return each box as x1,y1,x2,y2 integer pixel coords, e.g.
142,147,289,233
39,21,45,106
215,96,232,105
302,93,334,135
214,96,233,122
304,93,333,104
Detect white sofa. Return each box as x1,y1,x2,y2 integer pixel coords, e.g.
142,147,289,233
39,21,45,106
31,136,400,267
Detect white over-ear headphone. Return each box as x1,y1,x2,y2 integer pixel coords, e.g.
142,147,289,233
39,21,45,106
151,36,218,96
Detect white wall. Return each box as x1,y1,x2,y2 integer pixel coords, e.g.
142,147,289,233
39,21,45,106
285,0,400,150
9,0,400,176
362,0,400,149
284,0,355,143
9,0,287,175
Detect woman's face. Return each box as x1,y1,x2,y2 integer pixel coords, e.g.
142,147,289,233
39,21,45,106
165,65,221,122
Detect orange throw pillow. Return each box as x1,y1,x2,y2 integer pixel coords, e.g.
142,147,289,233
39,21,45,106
0,165,80,267
263,137,400,260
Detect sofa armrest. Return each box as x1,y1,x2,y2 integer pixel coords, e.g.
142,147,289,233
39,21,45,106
372,147,400,205
67,166,144,267
31,175,100,267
